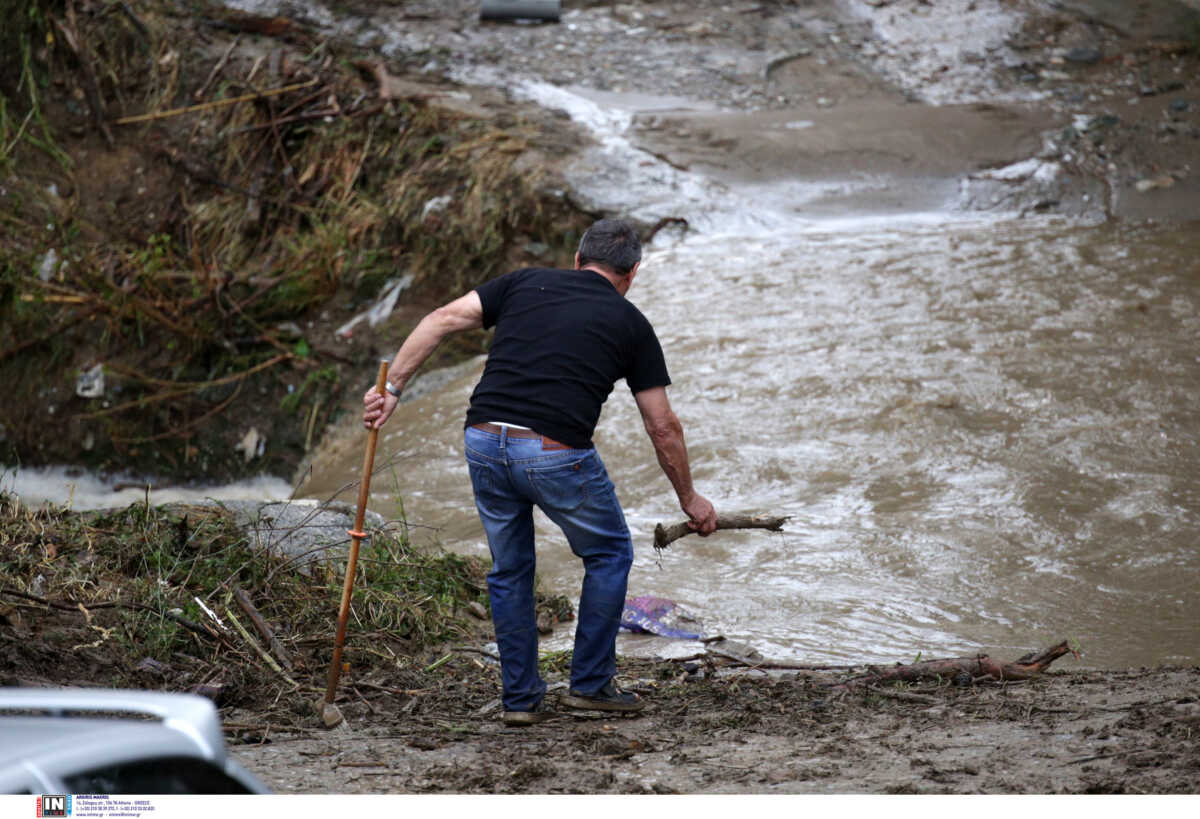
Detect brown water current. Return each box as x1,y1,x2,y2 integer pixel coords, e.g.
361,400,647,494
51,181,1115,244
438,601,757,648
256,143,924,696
303,213,1200,669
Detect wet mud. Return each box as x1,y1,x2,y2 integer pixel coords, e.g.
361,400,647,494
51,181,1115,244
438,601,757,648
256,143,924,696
232,662,1200,794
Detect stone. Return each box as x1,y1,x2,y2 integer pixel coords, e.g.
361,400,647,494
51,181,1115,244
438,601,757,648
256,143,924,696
1065,47,1102,64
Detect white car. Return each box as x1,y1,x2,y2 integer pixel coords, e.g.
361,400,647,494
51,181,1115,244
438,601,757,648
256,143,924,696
0,688,269,794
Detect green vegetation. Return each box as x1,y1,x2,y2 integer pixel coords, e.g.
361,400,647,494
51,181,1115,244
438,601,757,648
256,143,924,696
0,0,67,173
0,492,494,693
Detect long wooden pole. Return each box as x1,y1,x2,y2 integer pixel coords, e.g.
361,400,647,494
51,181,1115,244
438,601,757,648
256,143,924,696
319,359,389,727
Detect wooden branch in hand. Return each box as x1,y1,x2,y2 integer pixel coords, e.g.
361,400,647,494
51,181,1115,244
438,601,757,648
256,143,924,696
654,514,789,549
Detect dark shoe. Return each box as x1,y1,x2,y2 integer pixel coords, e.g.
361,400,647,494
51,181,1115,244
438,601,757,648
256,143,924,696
502,701,559,726
560,680,646,713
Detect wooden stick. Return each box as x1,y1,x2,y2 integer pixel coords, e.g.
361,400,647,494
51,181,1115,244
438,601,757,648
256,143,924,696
654,514,789,549
233,586,295,672
194,35,241,102
225,604,299,689
320,359,390,726
113,78,318,125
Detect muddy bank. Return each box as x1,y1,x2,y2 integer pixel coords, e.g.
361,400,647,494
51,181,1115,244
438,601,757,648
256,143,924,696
233,663,1200,794
0,0,592,490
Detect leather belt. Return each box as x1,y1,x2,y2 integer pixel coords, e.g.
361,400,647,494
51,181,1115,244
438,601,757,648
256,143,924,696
470,423,571,450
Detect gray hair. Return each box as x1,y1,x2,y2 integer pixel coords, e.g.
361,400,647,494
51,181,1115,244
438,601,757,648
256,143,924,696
577,218,642,276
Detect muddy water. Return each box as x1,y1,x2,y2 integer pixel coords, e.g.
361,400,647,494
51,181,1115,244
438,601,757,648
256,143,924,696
302,198,1200,668
294,33,1200,667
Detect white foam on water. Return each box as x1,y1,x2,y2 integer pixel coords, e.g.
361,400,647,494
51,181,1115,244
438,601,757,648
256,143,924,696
0,466,294,511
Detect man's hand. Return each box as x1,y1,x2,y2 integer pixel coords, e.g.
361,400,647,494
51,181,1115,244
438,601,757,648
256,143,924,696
681,492,718,536
363,387,398,430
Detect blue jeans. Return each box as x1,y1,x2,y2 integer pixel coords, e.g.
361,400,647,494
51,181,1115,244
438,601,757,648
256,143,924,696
464,425,634,712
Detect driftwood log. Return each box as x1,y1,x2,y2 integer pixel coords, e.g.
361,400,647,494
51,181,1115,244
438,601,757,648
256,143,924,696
654,514,789,549
837,640,1078,688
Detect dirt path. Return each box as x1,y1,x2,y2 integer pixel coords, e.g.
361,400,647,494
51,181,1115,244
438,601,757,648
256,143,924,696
231,663,1200,794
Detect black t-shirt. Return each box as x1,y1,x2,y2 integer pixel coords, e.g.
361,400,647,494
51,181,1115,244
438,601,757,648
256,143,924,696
464,267,671,449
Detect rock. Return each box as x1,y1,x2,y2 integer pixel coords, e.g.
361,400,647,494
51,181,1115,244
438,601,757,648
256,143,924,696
961,158,1104,218
1065,47,1102,64
223,498,386,570
467,601,489,620
1169,99,1192,114
1087,115,1121,131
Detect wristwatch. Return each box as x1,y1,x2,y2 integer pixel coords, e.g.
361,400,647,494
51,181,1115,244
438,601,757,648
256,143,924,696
384,380,402,397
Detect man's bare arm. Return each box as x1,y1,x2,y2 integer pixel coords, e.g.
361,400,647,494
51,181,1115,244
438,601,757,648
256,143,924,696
634,386,717,534
363,291,484,429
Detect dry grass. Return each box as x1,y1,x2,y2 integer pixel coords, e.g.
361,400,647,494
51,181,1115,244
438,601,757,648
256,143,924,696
0,491,495,712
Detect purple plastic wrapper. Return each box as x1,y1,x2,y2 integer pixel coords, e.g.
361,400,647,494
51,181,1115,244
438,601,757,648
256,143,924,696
619,595,702,640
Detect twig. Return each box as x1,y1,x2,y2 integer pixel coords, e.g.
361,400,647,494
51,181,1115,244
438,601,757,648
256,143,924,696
643,216,689,243
113,78,319,125
233,586,295,671
80,353,291,419
351,680,426,697
654,514,789,549
194,35,241,101
224,604,299,689
423,653,453,672
0,587,220,643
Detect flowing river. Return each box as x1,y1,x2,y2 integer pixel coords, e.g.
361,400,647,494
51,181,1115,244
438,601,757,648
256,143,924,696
295,80,1200,669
